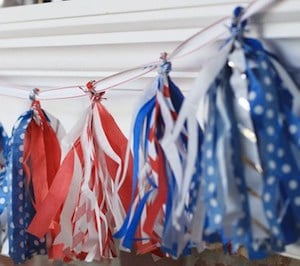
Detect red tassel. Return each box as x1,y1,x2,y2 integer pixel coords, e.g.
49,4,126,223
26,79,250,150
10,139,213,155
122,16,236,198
28,99,133,262
96,102,133,212
27,140,82,238
24,101,61,230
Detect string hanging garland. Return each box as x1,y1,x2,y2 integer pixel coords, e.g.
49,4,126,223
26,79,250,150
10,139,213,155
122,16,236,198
0,1,275,101
1,0,299,264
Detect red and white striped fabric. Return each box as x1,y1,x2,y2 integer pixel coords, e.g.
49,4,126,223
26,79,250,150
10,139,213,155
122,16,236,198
27,92,133,262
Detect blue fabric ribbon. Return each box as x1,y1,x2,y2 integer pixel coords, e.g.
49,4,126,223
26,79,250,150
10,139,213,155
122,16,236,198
0,123,8,216
201,69,253,253
200,5,300,258
245,39,300,252
160,77,191,257
116,68,198,258
113,95,155,241
7,110,47,264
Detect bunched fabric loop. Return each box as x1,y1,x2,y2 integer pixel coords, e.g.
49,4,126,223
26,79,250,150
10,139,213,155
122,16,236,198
230,6,248,43
158,52,172,75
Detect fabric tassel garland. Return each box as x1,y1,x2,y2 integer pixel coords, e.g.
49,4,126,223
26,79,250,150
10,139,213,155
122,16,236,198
7,98,63,264
27,87,133,262
0,2,299,262
174,6,300,259
115,54,202,258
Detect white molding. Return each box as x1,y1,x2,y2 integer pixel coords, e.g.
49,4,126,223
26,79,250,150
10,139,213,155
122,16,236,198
0,0,298,90
0,29,200,48
0,0,246,23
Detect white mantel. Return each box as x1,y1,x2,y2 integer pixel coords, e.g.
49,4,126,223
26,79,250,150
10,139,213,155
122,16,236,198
0,0,299,89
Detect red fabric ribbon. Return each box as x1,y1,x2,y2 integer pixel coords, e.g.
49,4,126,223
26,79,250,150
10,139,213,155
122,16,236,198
28,98,133,261
24,101,62,232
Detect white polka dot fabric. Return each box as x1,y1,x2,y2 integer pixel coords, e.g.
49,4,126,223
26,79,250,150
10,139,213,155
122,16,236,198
7,111,47,263
0,123,9,252
246,41,300,255
196,14,300,260
0,123,8,216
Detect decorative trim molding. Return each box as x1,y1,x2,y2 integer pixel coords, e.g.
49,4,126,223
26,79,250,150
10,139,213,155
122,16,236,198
0,0,299,89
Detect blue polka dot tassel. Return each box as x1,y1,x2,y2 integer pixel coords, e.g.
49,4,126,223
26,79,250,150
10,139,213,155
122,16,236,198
193,6,300,259
7,98,63,264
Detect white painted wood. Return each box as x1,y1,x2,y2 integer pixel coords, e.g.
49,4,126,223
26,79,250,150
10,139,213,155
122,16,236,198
0,0,298,95
0,0,246,23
